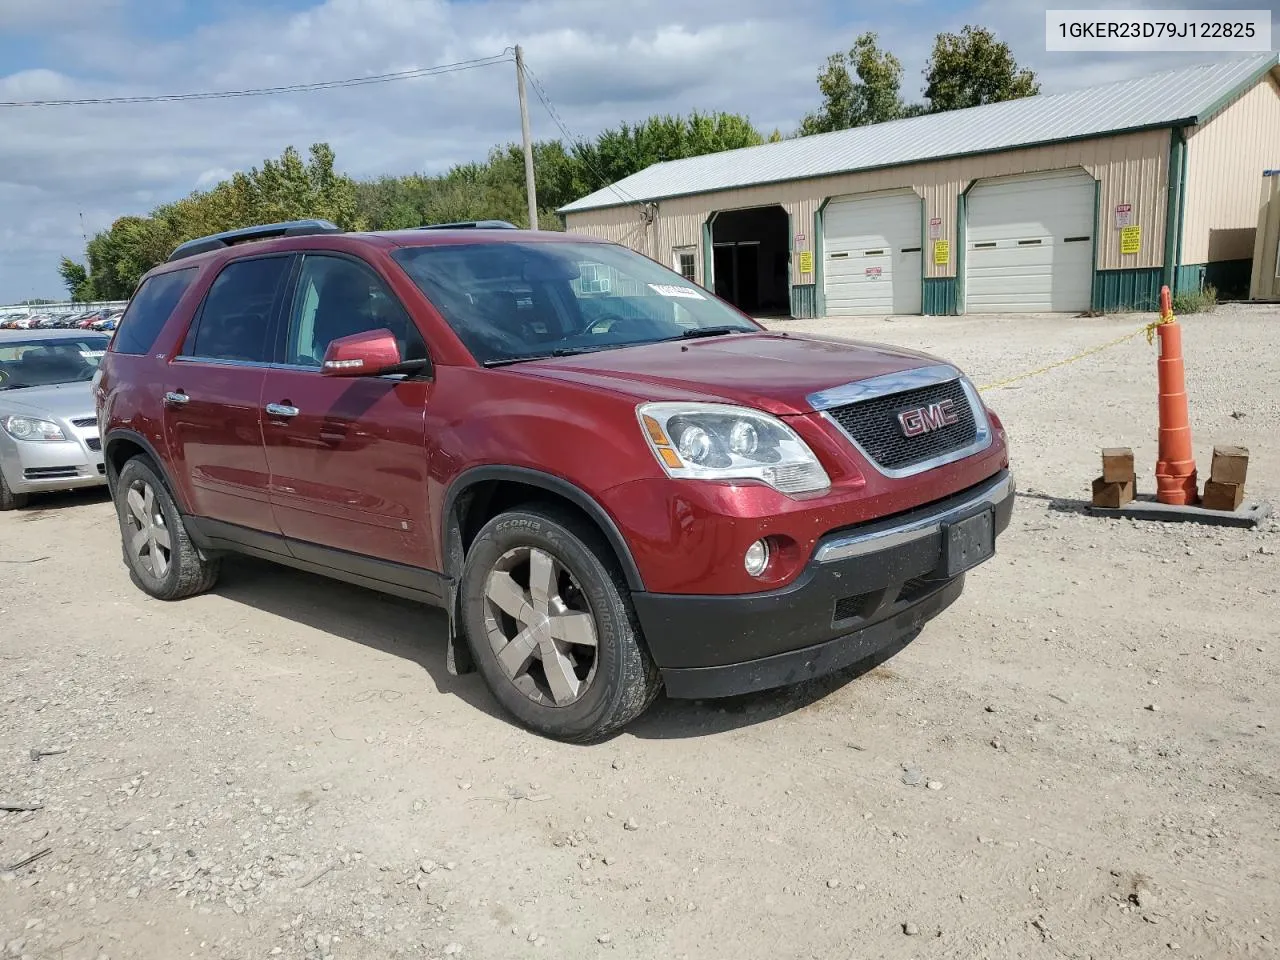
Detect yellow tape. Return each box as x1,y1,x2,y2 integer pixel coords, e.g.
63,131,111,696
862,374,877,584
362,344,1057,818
977,314,1174,393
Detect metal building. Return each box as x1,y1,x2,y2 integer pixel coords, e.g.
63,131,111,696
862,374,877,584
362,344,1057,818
560,54,1280,317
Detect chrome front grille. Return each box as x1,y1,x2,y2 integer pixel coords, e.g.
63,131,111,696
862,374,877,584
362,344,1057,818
826,379,977,471
807,364,992,478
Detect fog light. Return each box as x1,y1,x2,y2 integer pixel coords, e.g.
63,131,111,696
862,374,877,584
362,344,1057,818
744,539,770,577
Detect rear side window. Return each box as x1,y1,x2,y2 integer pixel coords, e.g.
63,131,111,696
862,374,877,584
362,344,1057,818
183,256,291,364
112,267,198,356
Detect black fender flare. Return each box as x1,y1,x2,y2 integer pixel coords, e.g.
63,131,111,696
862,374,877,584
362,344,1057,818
102,429,187,511
439,466,648,678
441,465,646,591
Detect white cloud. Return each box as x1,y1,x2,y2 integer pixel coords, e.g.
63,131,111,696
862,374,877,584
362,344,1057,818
2,0,1275,301
0,0,122,31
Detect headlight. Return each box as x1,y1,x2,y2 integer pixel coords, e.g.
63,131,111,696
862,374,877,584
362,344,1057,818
637,402,830,495
2,416,67,442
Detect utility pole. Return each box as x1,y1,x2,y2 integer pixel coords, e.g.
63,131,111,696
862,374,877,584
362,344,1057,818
514,45,538,231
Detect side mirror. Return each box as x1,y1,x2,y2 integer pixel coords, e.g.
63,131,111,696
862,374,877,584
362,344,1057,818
320,328,427,377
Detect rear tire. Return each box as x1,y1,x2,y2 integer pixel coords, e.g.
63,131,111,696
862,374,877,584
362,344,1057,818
0,467,28,511
460,504,661,742
114,456,219,600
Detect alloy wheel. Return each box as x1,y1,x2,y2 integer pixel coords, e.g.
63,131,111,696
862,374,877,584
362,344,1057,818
124,479,172,580
482,546,599,706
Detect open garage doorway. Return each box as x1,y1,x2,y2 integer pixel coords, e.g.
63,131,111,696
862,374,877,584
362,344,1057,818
710,206,790,316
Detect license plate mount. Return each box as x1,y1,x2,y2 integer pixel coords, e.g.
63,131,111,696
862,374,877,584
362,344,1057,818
940,507,995,577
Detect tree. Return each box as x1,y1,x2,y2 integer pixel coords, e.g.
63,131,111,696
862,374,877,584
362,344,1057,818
571,111,765,195
799,33,914,135
59,114,771,286
798,27,1039,134
923,26,1039,112
57,259,90,301
61,143,361,299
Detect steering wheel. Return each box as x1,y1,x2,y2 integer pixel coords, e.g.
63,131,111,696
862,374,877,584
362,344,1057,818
580,314,635,336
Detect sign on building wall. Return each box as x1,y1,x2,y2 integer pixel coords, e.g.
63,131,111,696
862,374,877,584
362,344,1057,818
1120,225,1141,255
928,217,942,239
797,250,814,275
1115,203,1133,228
933,240,951,265
865,266,883,279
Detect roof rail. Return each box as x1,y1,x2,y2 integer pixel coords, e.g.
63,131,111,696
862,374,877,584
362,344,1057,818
166,219,344,262
416,220,519,230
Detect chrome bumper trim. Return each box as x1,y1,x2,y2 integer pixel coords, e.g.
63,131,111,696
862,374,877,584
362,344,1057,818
814,472,1014,564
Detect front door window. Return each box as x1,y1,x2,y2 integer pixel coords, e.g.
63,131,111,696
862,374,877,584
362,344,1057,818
283,255,426,366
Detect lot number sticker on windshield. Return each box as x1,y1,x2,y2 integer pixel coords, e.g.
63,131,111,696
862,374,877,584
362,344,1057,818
80,350,106,359
648,283,705,300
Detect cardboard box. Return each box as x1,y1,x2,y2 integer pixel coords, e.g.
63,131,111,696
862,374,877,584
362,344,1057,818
1092,475,1135,509
1202,480,1245,512
1210,446,1249,486
1102,447,1135,484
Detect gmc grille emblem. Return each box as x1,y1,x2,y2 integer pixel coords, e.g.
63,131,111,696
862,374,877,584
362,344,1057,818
897,399,960,437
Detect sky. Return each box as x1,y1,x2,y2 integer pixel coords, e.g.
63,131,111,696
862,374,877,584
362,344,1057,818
1,0,1276,303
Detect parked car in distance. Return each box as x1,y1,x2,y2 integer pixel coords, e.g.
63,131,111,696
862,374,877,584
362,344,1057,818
96,220,1013,741
0,329,109,510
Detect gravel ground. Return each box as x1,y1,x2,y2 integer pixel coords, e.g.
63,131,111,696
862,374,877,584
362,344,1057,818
1,303,1277,960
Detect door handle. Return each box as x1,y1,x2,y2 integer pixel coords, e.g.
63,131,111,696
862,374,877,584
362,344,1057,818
265,403,300,418
164,391,189,406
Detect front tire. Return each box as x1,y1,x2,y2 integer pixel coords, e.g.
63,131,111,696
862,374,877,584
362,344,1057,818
460,505,660,742
114,456,219,600
0,467,28,511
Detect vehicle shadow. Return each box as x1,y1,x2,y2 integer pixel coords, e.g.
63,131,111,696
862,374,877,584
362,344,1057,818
626,630,919,740
1015,489,1091,515
14,486,112,519
210,555,505,723
208,554,904,741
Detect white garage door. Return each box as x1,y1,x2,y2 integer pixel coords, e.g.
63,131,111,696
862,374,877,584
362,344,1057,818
823,191,923,316
965,169,1095,313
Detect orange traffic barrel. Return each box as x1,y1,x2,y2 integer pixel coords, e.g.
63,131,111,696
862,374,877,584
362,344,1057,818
1154,287,1198,505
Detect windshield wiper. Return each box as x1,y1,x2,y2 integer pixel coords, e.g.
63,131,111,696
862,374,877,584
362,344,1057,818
482,346,596,368
673,326,745,340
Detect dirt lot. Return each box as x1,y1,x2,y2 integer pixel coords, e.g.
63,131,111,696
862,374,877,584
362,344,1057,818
2,304,1278,960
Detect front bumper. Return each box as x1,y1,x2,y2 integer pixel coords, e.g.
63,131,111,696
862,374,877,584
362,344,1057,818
0,433,106,494
632,470,1015,699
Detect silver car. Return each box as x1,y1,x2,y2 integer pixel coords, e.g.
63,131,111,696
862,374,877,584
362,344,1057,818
0,329,110,510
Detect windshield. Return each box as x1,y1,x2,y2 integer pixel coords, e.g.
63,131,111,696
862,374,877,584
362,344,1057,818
0,336,109,390
390,240,759,365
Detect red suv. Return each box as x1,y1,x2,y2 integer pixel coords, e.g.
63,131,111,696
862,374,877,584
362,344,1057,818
95,220,1013,741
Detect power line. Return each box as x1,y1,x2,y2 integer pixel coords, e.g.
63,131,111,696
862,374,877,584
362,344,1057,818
518,57,648,213
0,53,512,108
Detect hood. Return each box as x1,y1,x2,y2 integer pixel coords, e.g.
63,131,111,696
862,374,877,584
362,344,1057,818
0,381,96,421
513,332,943,415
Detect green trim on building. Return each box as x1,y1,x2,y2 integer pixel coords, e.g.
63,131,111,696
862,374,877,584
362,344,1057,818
790,283,818,318
1174,127,1189,277
1093,267,1163,313
701,217,714,292
923,278,958,315
786,209,795,316
1162,128,1187,291
814,198,830,317
955,190,969,314
1174,263,1205,295
919,200,928,310
1090,179,1101,300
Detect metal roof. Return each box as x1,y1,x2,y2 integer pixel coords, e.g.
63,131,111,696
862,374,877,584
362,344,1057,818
561,53,1279,213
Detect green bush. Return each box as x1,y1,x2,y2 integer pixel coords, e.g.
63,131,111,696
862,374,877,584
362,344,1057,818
1172,284,1218,315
